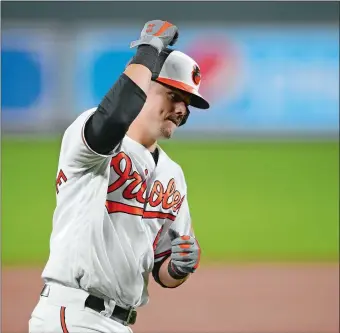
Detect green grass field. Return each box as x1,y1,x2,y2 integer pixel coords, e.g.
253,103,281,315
2,138,339,266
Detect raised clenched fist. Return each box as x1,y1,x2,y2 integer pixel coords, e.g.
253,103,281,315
130,20,179,53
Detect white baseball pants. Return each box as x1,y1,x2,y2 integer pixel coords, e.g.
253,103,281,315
29,284,133,333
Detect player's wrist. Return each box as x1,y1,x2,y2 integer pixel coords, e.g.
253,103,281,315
135,36,164,54
129,45,159,73
167,260,190,280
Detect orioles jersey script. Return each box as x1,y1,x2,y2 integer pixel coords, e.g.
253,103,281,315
42,108,194,309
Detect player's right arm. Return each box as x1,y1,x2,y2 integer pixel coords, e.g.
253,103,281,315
152,192,201,289
83,20,179,156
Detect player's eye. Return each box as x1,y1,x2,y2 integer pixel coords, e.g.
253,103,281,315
168,92,187,104
168,92,177,101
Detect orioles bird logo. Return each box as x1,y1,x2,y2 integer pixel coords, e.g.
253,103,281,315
192,65,201,85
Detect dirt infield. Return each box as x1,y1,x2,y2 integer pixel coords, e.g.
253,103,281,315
2,263,339,333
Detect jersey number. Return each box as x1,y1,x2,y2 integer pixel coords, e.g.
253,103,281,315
56,169,67,194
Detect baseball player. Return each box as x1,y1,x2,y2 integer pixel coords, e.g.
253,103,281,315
29,20,210,333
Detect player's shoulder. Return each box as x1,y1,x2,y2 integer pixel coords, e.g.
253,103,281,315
63,107,97,134
72,107,98,126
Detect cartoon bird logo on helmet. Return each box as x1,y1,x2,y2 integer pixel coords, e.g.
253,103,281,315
192,65,201,86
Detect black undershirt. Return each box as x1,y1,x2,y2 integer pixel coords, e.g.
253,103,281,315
150,148,159,165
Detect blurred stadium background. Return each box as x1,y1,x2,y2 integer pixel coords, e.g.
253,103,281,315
1,1,339,333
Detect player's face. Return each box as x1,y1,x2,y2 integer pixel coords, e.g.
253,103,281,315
147,82,190,139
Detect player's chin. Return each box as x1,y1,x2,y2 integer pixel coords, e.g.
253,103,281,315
160,122,177,139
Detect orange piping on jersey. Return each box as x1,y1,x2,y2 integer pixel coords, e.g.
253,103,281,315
153,226,164,251
143,210,176,221
60,307,69,333
154,249,171,259
106,201,176,221
81,111,98,154
106,201,144,216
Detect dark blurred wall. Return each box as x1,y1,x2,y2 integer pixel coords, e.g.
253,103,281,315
2,1,339,23
1,1,339,136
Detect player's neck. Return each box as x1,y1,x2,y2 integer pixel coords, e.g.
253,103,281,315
126,128,158,152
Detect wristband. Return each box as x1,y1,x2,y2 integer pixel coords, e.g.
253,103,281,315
167,260,189,280
129,45,159,73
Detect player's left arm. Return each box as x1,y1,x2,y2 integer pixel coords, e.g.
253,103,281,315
152,193,201,288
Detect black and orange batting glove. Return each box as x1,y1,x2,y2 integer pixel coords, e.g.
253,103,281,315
167,229,201,280
130,20,179,54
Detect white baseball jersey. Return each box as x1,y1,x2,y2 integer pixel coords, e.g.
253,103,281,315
42,107,194,309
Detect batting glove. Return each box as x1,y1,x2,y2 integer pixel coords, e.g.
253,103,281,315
130,20,179,53
167,229,201,279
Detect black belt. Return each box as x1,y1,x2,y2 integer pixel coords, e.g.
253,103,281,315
85,294,137,326
40,285,137,326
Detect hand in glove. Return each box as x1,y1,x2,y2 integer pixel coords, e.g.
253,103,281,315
167,229,201,279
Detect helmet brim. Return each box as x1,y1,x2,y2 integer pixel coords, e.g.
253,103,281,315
189,93,210,110
156,77,210,110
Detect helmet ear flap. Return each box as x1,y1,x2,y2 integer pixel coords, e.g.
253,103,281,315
179,107,190,127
